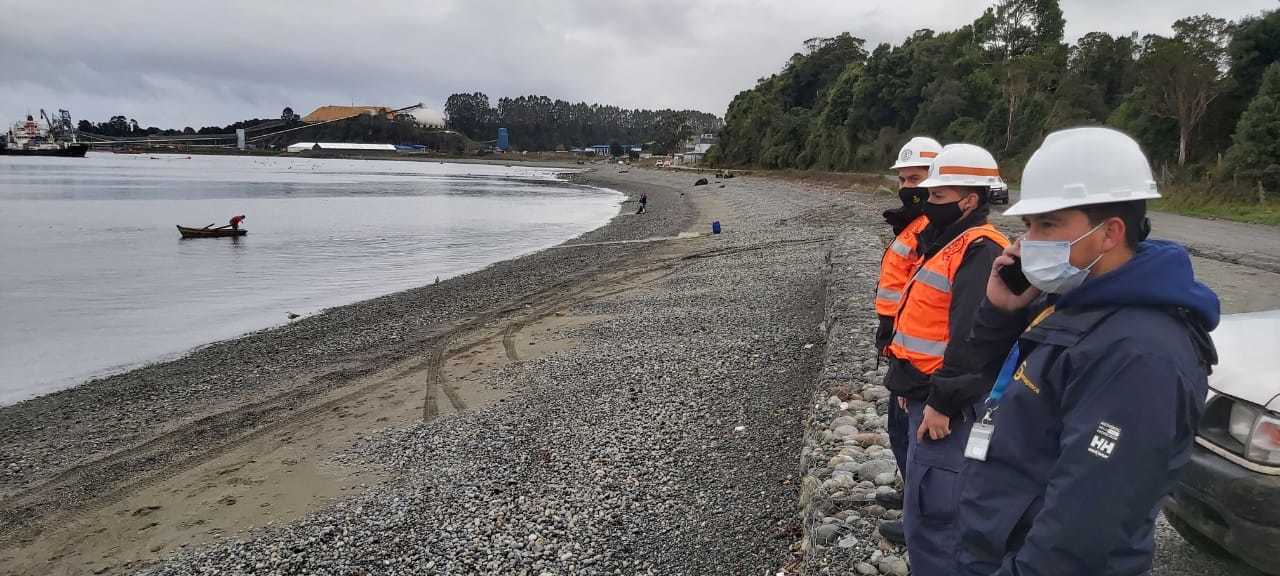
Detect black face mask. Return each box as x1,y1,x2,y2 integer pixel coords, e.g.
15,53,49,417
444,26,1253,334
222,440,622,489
922,199,964,228
898,187,927,214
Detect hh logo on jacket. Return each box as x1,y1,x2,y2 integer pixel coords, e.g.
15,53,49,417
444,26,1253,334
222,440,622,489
1088,422,1122,459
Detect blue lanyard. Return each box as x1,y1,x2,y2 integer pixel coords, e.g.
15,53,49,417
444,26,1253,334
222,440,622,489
986,341,1021,407
986,306,1056,408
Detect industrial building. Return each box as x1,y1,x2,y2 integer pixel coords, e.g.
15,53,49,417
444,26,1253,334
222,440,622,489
286,142,398,153
301,106,395,123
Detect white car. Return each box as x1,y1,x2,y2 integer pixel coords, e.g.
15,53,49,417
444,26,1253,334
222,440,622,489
1165,309,1280,575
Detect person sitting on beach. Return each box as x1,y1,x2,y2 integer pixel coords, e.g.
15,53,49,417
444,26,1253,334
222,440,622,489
229,214,246,230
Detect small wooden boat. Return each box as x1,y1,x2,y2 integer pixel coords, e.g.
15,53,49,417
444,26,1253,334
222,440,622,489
177,225,247,238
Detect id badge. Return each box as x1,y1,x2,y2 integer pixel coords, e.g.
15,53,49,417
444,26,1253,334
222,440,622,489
965,422,994,461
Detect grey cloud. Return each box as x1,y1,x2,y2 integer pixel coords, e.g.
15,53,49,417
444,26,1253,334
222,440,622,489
0,0,1272,128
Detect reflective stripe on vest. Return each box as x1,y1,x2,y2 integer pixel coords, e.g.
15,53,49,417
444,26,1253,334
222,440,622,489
912,267,951,293
877,287,902,302
875,215,929,317
892,331,949,357
887,224,1010,374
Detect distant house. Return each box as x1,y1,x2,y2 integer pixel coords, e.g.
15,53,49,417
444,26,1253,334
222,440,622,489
588,143,643,156
684,133,718,154
286,141,398,153
301,106,395,123
671,133,717,166
673,152,705,166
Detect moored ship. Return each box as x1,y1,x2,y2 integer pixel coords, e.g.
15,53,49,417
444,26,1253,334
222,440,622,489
1,109,89,157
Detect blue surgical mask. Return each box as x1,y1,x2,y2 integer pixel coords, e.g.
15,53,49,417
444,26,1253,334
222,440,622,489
1020,223,1105,294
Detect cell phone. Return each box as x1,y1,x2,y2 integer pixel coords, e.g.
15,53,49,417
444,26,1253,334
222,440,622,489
998,255,1031,295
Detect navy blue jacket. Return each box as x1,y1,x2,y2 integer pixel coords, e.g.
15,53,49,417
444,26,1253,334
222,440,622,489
956,240,1220,576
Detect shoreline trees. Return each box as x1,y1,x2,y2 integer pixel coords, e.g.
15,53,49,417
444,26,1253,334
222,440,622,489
444,93,722,154
709,0,1280,199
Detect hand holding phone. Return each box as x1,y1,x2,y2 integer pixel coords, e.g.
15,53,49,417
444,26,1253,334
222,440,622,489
988,241,1040,312
998,255,1031,295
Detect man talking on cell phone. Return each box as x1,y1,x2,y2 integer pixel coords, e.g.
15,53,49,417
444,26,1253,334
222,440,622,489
953,127,1220,576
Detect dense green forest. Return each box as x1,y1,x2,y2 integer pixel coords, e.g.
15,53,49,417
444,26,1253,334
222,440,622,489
80,97,724,156
443,93,723,153
709,0,1280,203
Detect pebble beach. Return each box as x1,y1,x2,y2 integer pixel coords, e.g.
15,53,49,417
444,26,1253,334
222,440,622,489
0,165,1261,575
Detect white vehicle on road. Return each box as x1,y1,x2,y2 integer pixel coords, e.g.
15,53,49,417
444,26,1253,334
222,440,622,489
1166,309,1280,575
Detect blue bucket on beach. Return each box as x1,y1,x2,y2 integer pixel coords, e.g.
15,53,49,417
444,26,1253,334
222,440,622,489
712,221,721,235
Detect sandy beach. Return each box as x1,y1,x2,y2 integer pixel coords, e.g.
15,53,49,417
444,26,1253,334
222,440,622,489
1,165,1277,576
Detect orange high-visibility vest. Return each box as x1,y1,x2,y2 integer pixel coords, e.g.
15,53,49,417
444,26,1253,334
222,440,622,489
875,215,930,316
887,224,1010,374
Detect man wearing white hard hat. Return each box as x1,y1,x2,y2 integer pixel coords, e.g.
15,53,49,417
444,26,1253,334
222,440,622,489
875,135,943,545
880,143,1010,574
952,127,1220,575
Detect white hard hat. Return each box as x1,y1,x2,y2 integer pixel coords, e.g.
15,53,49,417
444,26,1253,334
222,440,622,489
918,143,1001,188
890,136,943,170
1005,127,1160,216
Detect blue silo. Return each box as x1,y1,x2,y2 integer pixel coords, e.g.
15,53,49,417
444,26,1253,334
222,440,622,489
497,127,509,151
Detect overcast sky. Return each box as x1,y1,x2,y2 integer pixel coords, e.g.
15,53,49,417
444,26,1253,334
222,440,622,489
1,0,1273,129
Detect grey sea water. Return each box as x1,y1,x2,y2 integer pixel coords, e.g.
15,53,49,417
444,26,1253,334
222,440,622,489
0,153,621,404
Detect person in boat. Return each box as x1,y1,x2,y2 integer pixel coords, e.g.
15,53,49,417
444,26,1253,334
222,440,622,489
229,214,246,230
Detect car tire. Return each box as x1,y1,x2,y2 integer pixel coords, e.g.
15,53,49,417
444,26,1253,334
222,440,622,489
1166,510,1235,559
